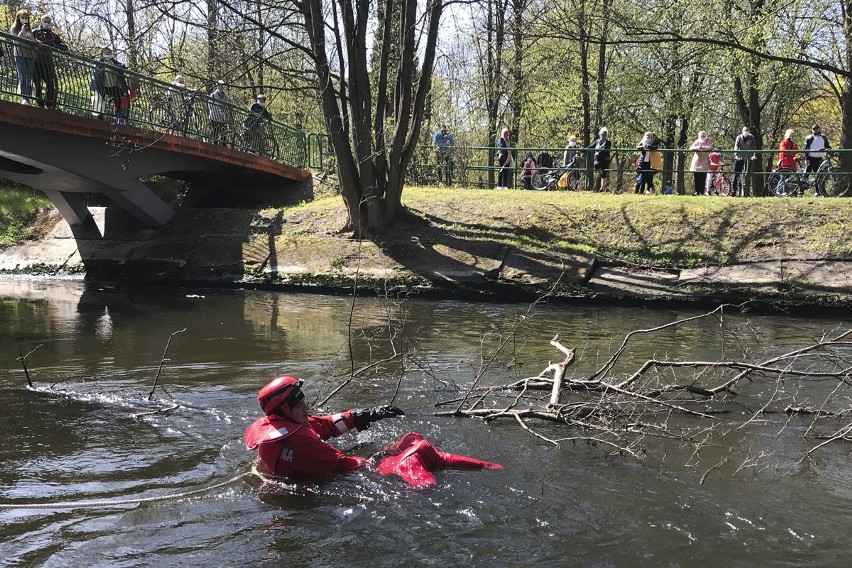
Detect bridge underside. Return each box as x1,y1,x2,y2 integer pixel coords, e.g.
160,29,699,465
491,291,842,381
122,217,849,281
0,101,311,238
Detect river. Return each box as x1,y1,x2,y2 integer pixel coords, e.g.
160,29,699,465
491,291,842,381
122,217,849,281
0,279,850,567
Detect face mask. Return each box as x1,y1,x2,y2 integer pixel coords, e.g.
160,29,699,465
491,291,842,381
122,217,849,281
21,18,29,23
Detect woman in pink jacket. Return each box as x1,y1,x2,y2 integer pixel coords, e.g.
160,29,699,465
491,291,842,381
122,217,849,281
689,131,713,196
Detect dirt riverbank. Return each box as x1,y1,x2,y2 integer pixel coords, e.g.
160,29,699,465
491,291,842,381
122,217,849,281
1,188,850,311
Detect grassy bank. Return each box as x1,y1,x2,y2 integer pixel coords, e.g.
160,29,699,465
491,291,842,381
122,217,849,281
278,186,852,269
3,182,851,270
0,184,53,248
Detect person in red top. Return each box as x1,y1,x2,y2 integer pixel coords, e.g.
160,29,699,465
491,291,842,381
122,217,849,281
244,376,405,478
778,129,799,170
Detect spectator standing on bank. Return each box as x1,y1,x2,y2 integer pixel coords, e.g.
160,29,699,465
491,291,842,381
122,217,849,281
496,128,513,189
589,128,612,191
519,152,537,190
803,124,830,181
706,149,724,195
9,10,36,106
208,80,230,145
31,15,67,109
635,131,660,194
563,135,580,168
778,129,799,170
90,46,129,123
689,131,713,196
432,125,455,186
732,126,758,197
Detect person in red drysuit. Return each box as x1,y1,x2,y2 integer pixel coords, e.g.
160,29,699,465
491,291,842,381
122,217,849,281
375,432,503,488
244,377,503,486
244,376,404,478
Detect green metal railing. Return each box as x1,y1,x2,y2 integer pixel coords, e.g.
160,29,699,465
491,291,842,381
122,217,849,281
406,144,851,195
0,31,307,169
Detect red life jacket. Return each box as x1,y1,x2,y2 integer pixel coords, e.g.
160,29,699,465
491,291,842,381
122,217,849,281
245,413,365,478
244,415,302,449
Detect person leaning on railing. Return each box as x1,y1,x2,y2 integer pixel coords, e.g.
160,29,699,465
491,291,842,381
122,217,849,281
90,46,130,124
803,124,830,182
31,15,67,110
208,80,230,146
9,10,36,106
589,128,612,191
432,125,455,186
732,126,758,197
243,93,272,153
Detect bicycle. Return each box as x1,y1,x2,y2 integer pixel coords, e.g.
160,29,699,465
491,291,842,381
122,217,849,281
531,159,582,191
707,170,732,196
147,90,202,138
435,148,454,186
767,154,849,197
238,126,280,160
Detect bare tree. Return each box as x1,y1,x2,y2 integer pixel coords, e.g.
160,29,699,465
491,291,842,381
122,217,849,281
297,0,444,235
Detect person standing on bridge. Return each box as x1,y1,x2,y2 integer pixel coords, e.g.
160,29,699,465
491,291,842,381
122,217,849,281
9,10,36,106
90,47,129,123
164,74,189,134
244,93,272,154
208,80,230,146
31,15,67,110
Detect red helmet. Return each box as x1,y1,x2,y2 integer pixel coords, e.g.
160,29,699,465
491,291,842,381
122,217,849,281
258,376,305,418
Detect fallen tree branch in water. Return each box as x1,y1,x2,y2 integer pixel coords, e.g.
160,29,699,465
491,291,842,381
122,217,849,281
134,404,181,418
148,328,186,401
437,305,852,468
17,344,41,388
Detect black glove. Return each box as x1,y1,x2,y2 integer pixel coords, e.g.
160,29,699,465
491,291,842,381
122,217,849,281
351,405,405,431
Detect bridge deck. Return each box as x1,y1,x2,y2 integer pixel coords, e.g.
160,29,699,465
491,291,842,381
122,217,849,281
0,100,312,235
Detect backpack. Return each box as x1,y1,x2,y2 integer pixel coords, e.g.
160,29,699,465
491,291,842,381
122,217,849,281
537,151,553,168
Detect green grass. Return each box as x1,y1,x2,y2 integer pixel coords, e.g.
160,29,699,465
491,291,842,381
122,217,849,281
5,178,852,271
0,184,52,247
262,185,852,269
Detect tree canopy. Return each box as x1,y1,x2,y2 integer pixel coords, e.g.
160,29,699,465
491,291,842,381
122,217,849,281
5,0,848,225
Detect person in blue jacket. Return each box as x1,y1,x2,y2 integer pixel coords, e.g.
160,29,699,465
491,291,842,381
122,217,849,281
433,125,456,186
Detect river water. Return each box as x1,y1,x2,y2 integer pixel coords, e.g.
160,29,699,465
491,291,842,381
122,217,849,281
1,279,850,567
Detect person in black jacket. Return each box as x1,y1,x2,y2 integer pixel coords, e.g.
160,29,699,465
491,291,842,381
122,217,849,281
31,15,68,109
589,128,612,191
90,47,129,123
635,131,660,194
243,93,272,153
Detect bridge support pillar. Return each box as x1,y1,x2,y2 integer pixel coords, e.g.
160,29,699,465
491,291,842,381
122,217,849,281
104,181,175,227
41,190,100,239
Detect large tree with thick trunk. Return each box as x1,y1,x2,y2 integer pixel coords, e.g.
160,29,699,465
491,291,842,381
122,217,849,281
298,0,444,235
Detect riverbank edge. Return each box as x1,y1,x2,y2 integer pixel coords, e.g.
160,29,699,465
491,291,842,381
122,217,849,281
0,205,850,313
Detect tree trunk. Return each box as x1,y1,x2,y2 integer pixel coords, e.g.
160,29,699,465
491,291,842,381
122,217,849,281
578,3,591,147
125,0,138,70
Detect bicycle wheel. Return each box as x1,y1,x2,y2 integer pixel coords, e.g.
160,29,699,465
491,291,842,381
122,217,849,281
531,169,551,191
818,169,849,197
563,170,580,191
146,96,170,131
767,169,799,197
716,175,732,196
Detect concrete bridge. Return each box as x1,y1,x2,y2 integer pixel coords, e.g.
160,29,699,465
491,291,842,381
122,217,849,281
0,99,312,238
